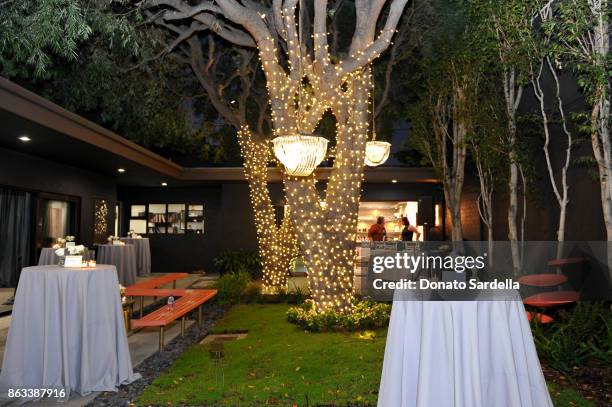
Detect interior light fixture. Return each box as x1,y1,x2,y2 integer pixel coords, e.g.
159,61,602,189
18,136,31,142
117,168,126,173
392,179,398,183
161,182,168,186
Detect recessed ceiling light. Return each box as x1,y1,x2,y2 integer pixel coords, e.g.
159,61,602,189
18,136,31,142
392,179,398,183
117,168,126,173
161,182,168,186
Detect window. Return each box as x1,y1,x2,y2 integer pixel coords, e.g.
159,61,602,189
186,205,204,234
128,205,147,234
167,204,185,234
148,204,167,234
128,204,204,235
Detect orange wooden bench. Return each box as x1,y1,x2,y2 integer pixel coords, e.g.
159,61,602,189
131,289,217,351
125,288,205,297
125,273,191,316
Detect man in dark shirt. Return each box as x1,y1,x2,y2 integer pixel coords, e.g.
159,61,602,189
368,216,386,241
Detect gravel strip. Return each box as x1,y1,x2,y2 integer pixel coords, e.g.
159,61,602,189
86,302,228,407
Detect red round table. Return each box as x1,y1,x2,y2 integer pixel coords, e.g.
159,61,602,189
518,274,568,287
523,290,579,307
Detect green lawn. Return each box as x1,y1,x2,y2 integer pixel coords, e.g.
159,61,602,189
138,304,592,406
547,382,594,407
139,304,386,405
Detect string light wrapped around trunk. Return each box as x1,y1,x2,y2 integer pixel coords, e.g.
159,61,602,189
272,133,328,176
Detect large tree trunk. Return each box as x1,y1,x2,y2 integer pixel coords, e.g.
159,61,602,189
237,128,297,288
284,73,370,312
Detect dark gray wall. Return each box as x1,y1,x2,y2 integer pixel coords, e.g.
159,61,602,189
118,186,223,273
0,147,117,247
362,182,444,202
118,181,444,273
221,183,259,253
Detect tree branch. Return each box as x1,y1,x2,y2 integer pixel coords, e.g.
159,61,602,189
313,0,330,73
187,36,241,129
336,0,409,78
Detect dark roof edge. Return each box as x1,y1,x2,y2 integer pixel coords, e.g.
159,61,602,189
0,77,183,178
182,166,439,183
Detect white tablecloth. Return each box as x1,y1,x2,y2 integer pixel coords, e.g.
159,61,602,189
96,244,137,286
0,265,139,401
120,238,151,276
378,290,553,407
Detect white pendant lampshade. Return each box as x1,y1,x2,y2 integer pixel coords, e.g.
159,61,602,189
364,140,391,166
272,133,328,176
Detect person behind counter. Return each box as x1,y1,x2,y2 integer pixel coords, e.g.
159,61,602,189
368,216,387,241
401,216,420,241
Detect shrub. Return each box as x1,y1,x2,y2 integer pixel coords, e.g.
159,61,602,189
268,285,309,304
531,301,611,376
287,298,391,332
212,271,252,305
241,281,263,304
285,285,308,304
213,250,261,279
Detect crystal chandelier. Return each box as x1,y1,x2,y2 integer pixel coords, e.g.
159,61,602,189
365,139,391,166
365,81,391,167
272,133,328,176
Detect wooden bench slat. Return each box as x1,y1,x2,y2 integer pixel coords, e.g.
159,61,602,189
131,290,217,328
125,288,211,297
127,273,189,290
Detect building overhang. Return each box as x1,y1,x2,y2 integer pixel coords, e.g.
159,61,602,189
0,77,439,186
182,166,438,183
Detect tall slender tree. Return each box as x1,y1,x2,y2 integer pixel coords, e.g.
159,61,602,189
530,2,574,257
472,94,507,266
410,59,474,243
408,1,481,245
549,0,611,277
473,0,540,273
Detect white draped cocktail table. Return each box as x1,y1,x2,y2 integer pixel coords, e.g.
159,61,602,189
96,244,137,285
378,289,553,407
0,265,139,401
120,238,151,276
